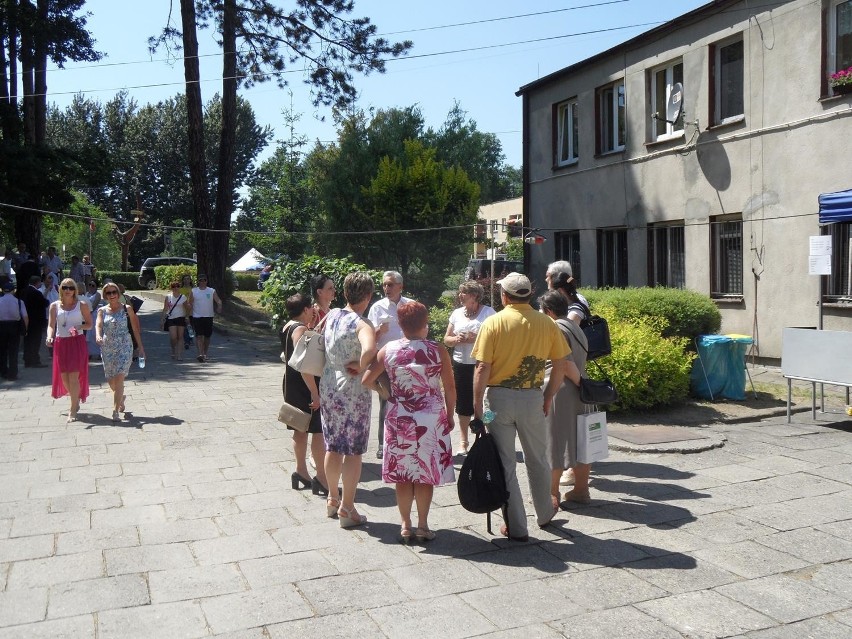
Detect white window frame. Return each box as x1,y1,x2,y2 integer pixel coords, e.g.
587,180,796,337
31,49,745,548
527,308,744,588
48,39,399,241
598,80,625,154
714,36,744,124
556,99,579,166
650,59,684,142
829,0,852,85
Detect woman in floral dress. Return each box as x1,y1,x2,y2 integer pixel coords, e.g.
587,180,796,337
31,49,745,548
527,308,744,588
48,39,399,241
363,301,456,543
320,272,376,528
96,282,145,422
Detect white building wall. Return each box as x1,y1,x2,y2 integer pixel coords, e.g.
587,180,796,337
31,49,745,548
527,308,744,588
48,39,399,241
520,0,852,358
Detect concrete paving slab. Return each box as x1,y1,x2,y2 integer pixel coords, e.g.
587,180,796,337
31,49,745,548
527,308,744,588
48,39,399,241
97,600,209,639
3,303,852,636
742,615,852,638
716,571,851,624
636,589,776,637
266,610,384,639
147,563,247,603
550,605,685,639
0,586,47,626
6,550,104,589
0,614,95,639
369,593,497,638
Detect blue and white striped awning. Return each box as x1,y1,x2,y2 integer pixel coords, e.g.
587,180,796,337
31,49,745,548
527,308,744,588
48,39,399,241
819,189,852,224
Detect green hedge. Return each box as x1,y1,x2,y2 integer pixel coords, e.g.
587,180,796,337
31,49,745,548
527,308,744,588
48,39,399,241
97,271,139,290
234,272,259,291
584,287,721,340
152,265,238,296
590,303,695,411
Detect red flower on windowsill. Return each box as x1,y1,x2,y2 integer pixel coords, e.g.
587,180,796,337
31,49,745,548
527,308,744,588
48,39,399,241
829,66,852,88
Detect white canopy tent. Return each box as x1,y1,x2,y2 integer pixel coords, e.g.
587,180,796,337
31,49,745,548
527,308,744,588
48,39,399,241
230,248,267,271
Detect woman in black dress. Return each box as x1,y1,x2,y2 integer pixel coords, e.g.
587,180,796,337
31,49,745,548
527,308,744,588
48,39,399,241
280,293,328,495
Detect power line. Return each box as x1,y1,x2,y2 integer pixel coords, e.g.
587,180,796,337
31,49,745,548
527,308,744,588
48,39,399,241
0,199,822,239
32,20,666,101
49,1,632,73
378,1,631,35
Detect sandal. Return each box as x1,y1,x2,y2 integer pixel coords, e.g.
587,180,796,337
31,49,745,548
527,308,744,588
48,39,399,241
337,504,367,528
326,497,340,519
400,526,413,544
111,411,119,422
415,527,436,542
459,441,469,455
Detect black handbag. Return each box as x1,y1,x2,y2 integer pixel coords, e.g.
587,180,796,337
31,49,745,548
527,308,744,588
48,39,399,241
579,359,619,405
578,302,611,361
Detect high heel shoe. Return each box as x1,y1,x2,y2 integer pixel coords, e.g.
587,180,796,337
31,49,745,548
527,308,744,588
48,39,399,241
291,472,311,490
338,504,367,528
311,476,329,497
326,497,340,519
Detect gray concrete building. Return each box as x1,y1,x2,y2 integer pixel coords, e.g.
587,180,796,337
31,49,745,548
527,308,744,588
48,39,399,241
516,0,852,358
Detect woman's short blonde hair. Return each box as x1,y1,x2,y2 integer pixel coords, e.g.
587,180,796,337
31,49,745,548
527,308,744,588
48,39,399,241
343,272,375,305
458,280,485,304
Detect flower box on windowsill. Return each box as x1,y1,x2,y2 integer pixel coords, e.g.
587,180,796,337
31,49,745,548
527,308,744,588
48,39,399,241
831,84,852,96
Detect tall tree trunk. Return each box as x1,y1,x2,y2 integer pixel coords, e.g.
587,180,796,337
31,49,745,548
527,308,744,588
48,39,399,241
179,0,213,285
8,0,18,105
33,0,47,144
212,0,237,294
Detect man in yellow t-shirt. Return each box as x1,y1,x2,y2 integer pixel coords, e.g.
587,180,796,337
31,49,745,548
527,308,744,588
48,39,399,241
471,272,569,541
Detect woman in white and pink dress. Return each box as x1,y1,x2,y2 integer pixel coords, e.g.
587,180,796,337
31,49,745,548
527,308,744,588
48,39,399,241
363,301,456,543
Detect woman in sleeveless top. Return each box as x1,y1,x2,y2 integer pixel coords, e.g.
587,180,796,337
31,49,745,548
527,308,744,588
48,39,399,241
320,272,376,528
46,278,93,423
280,293,328,496
96,282,145,422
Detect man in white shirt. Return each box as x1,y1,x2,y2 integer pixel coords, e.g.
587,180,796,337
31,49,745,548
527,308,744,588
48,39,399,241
367,270,412,459
188,274,222,363
42,246,63,281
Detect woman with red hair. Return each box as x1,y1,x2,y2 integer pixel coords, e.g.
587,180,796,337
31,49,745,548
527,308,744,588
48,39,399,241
363,301,456,543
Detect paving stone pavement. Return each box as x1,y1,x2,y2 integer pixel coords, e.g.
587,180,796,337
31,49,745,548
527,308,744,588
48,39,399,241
1,298,851,638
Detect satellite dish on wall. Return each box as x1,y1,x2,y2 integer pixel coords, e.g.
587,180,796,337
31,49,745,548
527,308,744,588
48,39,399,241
665,82,684,124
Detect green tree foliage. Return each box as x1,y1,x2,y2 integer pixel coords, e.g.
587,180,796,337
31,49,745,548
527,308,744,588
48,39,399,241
149,0,411,296
233,106,316,260
425,102,519,204
41,191,120,272
46,92,270,268
504,237,524,260
357,139,479,303
0,0,101,253
259,254,380,329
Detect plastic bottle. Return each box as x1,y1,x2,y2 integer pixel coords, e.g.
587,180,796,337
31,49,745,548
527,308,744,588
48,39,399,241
138,357,146,369
187,324,195,339
483,409,495,424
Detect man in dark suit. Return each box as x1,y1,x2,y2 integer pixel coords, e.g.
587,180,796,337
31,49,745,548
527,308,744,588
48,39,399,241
19,275,49,368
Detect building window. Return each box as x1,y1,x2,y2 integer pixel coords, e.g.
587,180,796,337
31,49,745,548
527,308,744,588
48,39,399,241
712,38,744,123
829,0,852,95
651,60,684,141
597,228,628,287
555,231,582,285
555,99,579,166
648,223,686,288
710,217,743,297
597,80,625,153
824,222,852,301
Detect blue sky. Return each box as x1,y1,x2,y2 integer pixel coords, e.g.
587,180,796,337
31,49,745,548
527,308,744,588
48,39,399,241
47,0,708,169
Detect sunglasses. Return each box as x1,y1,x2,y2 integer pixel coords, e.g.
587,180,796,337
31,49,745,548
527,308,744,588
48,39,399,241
61,286,76,291
104,290,119,297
